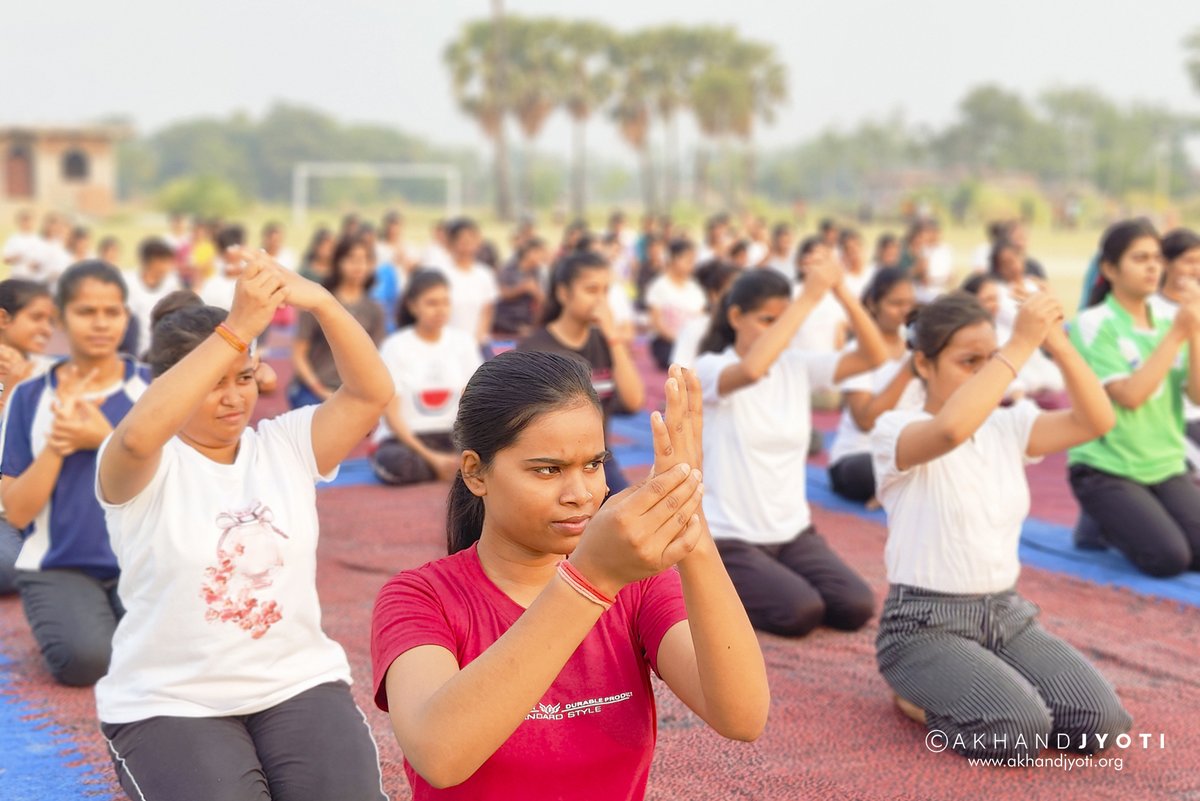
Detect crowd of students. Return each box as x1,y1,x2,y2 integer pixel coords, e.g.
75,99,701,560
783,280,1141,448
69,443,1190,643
1,204,1199,798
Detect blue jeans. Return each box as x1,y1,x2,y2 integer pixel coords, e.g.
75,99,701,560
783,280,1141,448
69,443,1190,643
287,380,325,410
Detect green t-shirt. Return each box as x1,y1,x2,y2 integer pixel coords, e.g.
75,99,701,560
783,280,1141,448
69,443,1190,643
1067,294,1187,483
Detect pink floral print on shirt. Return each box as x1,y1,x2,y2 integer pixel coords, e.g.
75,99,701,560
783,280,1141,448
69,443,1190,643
200,502,289,639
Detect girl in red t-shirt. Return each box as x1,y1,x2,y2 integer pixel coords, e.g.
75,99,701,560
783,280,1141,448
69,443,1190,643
371,354,768,800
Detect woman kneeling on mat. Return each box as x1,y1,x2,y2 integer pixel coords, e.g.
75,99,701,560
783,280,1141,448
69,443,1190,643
95,250,392,801
371,352,767,799
695,255,889,637
872,291,1131,760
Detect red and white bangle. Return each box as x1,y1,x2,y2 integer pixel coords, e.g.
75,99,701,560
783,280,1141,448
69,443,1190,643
557,560,616,611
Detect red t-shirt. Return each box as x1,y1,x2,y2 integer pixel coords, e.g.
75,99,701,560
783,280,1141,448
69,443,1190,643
370,543,689,801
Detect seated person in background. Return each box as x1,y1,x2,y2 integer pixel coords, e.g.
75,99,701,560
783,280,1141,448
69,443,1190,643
646,238,706,371
125,237,182,359
289,235,385,408
671,260,740,371
492,237,548,339
1,262,142,686
518,252,644,494
827,268,922,504
372,270,481,486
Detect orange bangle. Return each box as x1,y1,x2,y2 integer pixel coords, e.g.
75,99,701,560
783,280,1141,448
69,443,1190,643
215,322,248,354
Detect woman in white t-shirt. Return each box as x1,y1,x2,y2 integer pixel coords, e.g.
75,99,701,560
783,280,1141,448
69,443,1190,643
645,239,706,370
372,269,482,486
95,250,393,800
871,291,1130,760
695,257,889,637
827,268,921,503
436,217,499,350
0,278,55,595
670,260,740,370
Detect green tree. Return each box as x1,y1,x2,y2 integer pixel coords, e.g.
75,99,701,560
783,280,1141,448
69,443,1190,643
445,17,515,220
610,32,658,212
1186,29,1200,94
560,20,615,217
506,17,567,213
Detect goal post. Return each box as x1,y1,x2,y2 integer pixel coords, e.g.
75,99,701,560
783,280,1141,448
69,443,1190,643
291,161,463,228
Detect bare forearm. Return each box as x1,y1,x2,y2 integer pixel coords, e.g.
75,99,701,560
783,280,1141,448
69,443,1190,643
1050,337,1116,435
850,367,914,431
1111,328,1185,409
1188,333,1200,405
676,533,769,739
476,305,494,344
610,341,645,411
116,335,242,457
1,450,63,528
385,402,437,464
403,579,602,785
938,335,1040,442
740,292,821,379
836,285,888,367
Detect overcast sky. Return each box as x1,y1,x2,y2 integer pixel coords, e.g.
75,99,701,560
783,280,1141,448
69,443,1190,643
5,0,1199,163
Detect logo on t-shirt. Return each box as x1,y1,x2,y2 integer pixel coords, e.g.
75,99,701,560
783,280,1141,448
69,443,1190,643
416,387,453,414
525,692,633,722
200,501,289,639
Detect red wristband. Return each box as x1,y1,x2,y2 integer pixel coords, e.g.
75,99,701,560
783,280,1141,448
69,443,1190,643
559,560,617,607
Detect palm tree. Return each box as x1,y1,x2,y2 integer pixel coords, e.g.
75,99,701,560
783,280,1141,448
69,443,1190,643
507,17,566,213
641,26,704,210
444,16,514,221
1187,28,1200,95
727,40,788,202
610,33,658,213
690,65,753,208
560,20,615,217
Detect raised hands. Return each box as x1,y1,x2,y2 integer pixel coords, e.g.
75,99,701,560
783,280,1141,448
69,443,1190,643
652,364,703,476
223,248,287,343
1012,292,1065,349
569,365,707,597
800,249,843,300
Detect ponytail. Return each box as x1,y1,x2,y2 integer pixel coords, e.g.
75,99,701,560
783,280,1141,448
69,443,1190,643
698,293,737,355
445,473,487,554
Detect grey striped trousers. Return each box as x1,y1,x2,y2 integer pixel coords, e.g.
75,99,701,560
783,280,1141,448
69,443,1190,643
876,584,1131,759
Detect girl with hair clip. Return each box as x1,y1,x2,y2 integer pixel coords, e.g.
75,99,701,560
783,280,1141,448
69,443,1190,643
371,269,481,486
1067,219,1200,574
827,268,922,504
1,262,141,686
694,254,889,637
371,353,768,800
94,250,393,801
872,290,1131,761
0,278,56,595
290,234,385,408
518,252,644,494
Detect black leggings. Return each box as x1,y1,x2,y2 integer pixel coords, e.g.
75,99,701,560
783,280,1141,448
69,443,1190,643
715,528,875,637
650,336,674,371
1068,463,1200,577
828,454,875,503
101,681,386,801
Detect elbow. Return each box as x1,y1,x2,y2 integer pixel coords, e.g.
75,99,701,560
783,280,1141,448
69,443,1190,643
711,705,769,743
1092,406,1117,437
117,426,157,461
406,749,477,790
935,421,970,451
